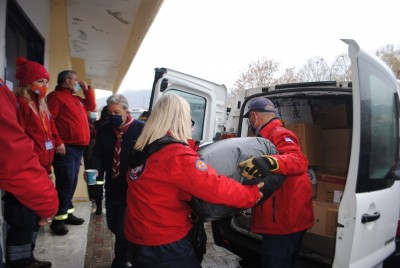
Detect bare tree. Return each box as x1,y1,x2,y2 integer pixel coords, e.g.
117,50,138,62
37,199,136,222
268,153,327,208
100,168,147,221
376,44,400,79
234,57,280,90
330,54,351,81
297,57,330,82
228,57,280,108
297,55,351,82
276,67,301,84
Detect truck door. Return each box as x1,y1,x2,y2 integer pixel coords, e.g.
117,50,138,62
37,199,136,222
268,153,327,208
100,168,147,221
149,68,228,143
333,40,400,267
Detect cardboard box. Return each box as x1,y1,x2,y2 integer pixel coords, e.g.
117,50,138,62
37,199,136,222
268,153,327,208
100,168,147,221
312,104,350,129
285,123,322,166
276,99,313,125
308,200,339,237
321,128,351,173
316,172,346,202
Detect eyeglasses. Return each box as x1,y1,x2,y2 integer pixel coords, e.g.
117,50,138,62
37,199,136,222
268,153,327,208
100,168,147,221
191,120,195,127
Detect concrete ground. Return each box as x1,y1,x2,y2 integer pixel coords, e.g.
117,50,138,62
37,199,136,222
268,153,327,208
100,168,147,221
35,201,91,268
35,201,244,268
34,201,400,268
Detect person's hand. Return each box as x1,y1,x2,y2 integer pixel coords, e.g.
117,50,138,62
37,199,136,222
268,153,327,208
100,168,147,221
38,217,53,226
78,81,88,91
48,173,55,181
239,155,278,180
56,144,66,155
256,182,264,203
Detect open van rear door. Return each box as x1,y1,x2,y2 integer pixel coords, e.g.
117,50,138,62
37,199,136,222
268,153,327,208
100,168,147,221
149,68,227,143
334,40,400,267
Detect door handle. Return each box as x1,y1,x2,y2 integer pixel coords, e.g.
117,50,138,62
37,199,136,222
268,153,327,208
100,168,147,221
361,212,381,223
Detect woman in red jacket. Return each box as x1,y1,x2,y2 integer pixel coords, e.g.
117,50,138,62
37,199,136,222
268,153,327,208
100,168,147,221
3,57,55,268
126,94,264,268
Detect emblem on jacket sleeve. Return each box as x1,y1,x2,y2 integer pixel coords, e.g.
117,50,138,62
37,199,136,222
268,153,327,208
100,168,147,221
284,137,294,143
195,159,208,172
127,165,144,181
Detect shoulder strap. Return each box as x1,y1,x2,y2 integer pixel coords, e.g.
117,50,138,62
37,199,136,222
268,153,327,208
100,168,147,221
128,136,186,169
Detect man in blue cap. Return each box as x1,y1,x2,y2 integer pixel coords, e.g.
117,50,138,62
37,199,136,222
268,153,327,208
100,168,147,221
239,97,314,268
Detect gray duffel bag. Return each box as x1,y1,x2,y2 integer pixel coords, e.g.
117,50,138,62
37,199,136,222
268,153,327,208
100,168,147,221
189,137,285,221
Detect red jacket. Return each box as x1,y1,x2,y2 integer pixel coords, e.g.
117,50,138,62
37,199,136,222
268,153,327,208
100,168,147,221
251,118,314,234
125,142,261,246
47,86,96,146
0,79,58,218
16,93,55,174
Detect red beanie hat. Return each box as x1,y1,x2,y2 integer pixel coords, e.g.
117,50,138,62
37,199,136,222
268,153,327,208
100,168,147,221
15,57,50,86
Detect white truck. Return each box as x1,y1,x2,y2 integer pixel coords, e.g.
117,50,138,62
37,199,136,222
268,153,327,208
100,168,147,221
148,39,400,267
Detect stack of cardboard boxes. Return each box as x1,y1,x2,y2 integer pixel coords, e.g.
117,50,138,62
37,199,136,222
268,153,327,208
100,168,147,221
279,100,351,238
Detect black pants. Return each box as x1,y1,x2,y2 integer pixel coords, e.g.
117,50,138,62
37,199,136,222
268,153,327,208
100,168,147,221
261,230,306,268
128,235,202,268
3,193,39,266
105,198,128,267
87,184,104,206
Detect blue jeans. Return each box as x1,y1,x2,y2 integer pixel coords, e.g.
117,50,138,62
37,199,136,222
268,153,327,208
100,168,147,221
105,198,128,267
128,235,201,268
261,230,306,268
53,145,84,216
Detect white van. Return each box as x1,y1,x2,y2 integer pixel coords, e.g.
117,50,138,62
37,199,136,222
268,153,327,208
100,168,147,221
148,39,400,267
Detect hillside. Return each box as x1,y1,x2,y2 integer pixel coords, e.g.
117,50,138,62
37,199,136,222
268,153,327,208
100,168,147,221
96,89,151,110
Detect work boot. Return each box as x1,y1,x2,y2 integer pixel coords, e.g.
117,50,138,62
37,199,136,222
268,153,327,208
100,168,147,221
96,205,103,215
50,220,68,236
25,259,52,268
6,259,52,268
64,213,85,225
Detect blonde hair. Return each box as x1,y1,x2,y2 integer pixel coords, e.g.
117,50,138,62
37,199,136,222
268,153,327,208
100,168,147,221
134,94,192,150
13,86,50,117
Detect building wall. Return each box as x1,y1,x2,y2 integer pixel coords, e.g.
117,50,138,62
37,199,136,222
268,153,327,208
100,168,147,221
16,0,51,68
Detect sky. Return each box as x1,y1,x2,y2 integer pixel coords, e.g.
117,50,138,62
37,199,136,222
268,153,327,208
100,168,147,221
114,0,400,95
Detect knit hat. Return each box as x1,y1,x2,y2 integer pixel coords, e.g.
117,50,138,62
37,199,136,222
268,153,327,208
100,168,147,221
15,57,50,86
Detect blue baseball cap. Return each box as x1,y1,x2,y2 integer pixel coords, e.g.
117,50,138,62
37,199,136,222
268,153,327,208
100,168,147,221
243,97,276,118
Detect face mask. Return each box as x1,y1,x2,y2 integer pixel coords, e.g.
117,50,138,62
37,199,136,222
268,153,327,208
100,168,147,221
88,111,97,120
31,85,48,99
109,114,123,128
74,83,81,92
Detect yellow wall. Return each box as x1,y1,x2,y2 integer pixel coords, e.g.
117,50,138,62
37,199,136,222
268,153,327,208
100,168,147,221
49,0,89,201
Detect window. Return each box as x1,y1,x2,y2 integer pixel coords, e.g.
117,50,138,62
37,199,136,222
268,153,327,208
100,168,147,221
6,0,45,86
357,57,399,192
164,90,206,141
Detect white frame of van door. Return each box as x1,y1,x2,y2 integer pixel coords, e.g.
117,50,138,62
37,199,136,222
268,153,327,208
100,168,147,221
151,68,228,143
333,39,400,268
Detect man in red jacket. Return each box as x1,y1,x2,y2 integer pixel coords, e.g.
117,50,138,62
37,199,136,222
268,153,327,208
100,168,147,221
0,78,58,264
240,97,314,268
47,70,96,235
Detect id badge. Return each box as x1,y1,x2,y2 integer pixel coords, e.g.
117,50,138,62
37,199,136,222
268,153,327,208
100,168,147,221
45,140,54,150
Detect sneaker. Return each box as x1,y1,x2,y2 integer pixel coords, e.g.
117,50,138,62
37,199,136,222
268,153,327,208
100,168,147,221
64,213,85,225
25,259,52,268
50,220,68,236
95,205,102,215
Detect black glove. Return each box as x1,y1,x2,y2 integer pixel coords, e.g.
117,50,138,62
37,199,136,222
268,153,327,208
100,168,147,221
239,155,279,180
242,173,286,205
